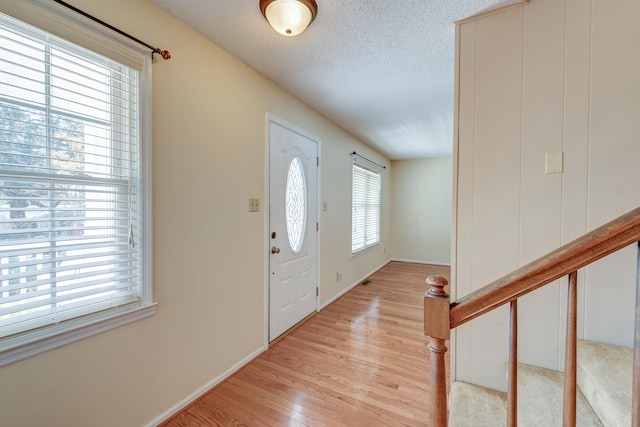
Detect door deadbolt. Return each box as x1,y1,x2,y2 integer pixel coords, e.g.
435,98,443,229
271,232,277,239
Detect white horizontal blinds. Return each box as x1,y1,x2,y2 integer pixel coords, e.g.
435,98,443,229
0,0,146,71
0,13,141,338
352,160,381,253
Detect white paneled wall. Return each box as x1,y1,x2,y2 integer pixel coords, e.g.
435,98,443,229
454,0,640,391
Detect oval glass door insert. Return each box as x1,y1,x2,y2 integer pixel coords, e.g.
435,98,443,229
285,157,307,253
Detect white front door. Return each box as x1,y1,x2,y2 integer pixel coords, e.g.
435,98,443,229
268,115,318,341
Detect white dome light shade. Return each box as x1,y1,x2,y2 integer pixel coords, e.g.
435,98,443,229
260,0,318,37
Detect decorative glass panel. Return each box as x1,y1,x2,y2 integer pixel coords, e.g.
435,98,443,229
285,157,306,253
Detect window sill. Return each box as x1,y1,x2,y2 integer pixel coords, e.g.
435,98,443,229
0,303,157,368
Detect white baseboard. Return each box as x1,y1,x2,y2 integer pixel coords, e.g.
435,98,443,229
320,260,391,310
146,259,442,425
144,345,265,426
391,258,451,267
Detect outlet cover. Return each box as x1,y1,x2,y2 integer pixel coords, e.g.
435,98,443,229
249,198,260,212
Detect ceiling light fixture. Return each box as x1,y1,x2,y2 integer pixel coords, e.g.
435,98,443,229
260,0,318,37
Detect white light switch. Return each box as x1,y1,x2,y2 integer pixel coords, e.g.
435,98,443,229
546,152,563,174
322,201,328,212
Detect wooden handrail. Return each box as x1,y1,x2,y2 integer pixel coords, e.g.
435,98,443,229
424,206,640,427
450,206,640,329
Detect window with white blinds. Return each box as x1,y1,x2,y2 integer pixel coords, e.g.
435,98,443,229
0,8,152,358
352,161,381,254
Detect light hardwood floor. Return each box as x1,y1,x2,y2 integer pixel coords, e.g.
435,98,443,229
163,261,450,427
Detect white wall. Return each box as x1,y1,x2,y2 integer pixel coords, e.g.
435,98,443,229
391,157,452,265
0,0,391,425
454,0,640,391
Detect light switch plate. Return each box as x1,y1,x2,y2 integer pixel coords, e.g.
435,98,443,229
546,152,563,174
249,198,260,212
322,201,328,212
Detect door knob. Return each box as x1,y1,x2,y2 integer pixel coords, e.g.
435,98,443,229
271,246,281,254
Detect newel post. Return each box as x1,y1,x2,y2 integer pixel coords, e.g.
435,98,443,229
424,275,451,427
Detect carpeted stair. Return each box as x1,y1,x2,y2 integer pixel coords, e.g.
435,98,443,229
449,339,632,426
515,362,602,426
449,382,507,426
577,340,632,426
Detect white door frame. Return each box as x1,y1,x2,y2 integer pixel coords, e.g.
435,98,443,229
264,113,321,348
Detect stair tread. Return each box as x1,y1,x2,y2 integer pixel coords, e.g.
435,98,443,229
450,340,633,426
517,362,602,426
450,381,507,427
450,363,603,426
578,339,632,427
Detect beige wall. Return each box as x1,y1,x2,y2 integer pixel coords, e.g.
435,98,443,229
0,0,391,425
390,157,452,265
454,0,640,391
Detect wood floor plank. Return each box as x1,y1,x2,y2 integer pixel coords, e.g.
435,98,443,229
250,354,423,424
161,262,450,426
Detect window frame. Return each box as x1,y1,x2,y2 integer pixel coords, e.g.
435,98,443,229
0,1,154,367
351,157,381,255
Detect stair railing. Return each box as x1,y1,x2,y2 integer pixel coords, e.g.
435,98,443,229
424,206,640,426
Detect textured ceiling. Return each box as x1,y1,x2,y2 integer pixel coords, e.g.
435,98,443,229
150,0,519,159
